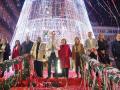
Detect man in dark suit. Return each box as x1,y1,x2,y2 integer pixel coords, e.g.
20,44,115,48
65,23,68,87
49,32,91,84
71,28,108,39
21,36,33,55
111,33,120,69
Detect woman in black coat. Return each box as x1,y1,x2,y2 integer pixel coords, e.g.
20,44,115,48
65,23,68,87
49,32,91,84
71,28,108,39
97,33,110,64
0,38,11,61
0,38,11,77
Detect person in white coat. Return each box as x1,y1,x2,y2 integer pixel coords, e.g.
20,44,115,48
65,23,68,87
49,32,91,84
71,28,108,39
85,32,98,59
46,31,60,78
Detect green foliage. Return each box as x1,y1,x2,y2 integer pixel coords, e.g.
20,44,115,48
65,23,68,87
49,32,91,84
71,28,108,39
0,60,19,73
0,58,31,89
22,59,30,80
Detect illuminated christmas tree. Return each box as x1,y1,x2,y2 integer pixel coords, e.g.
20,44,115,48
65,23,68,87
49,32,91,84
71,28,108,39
11,0,94,48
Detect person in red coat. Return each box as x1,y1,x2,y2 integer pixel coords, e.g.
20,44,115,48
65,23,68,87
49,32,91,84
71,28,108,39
12,40,22,59
58,38,71,78
12,40,22,71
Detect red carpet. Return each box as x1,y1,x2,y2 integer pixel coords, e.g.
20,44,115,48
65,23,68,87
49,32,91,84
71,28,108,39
10,69,89,90
42,68,78,78
11,78,89,90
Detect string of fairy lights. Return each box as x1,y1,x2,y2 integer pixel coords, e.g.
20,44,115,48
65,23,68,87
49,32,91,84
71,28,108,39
85,0,120,30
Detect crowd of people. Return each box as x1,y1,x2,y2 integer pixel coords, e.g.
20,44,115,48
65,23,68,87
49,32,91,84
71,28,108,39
0,31,120,78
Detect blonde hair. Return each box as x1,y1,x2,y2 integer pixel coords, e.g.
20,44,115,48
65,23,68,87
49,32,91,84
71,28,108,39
75,37,80,44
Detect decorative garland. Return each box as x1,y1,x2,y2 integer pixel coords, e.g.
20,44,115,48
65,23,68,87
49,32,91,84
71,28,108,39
88,58,120,89
0,59,19,73
0,55,120,89
0,55,31,90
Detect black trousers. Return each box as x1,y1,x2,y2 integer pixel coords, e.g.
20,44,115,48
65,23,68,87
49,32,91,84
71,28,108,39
75,53,81,76
62,68,69,78
75,53,83,77
48,52,57,77
34,60,43,77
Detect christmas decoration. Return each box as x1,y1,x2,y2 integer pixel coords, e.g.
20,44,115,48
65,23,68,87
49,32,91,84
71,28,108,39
11,0,94,50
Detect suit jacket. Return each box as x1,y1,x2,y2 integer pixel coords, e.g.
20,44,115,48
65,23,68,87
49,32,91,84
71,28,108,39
21,41,33,55
31,42,46,61
85,38,98,50
46,38,59,58
111,40,120,58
